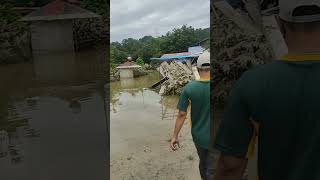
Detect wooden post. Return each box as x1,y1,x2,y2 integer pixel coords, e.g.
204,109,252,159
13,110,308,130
262,15,288,58
244,0,263,30
192,66,200,80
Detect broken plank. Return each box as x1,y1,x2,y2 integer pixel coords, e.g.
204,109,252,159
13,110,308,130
159,85,166,96
150,77,168,88
213,0,262,36
244,0,263,30
192,66,200,80
262,15,288,58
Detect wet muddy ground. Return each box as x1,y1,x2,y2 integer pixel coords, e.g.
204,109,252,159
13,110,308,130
110,72,201,180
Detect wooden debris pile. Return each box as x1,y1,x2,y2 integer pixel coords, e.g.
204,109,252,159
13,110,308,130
158,61,194,96
212,6,273,106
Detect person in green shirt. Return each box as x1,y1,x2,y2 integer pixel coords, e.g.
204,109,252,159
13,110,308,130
170,51,213,180
214,0,320,180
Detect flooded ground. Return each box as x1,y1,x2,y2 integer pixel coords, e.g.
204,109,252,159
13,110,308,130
110,72,201,180
0,46,108,180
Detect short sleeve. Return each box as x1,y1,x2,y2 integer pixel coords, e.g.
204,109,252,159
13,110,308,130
214,75,253,158
177,86,189,112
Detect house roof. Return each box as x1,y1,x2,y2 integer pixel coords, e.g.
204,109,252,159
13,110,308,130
116,61,141,69
21,0,100,21
161,52,191,58
150,51,200,61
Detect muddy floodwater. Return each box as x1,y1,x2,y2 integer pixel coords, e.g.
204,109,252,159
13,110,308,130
0,46,108,180
110,72,201,180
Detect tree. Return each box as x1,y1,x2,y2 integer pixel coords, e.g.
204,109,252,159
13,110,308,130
81,0,109,16
110,25,209,66
159,25,209,53
0,1,20,23
110,46,127,65
135,57,144,66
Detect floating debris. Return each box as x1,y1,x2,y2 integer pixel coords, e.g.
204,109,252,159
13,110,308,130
157,61,194,96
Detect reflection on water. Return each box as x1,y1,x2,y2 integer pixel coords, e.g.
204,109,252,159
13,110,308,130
33,51,76,81
110,71,179,117
0,45,108,180
110,71,181,134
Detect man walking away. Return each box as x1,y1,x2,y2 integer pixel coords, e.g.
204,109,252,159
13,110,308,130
214,0,320,180
170,51,214,180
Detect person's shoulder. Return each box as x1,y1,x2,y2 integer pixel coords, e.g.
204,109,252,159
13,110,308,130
184,80,207,88
182,80,200,91
185,80,197,87
241,61,283,81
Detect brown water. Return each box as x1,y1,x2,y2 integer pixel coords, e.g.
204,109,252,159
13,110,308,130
110,72,181,138
0,46,108,180
110,72,200,180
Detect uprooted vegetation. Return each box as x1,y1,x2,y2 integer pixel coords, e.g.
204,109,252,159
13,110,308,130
211,7,273,106
158,61,194,96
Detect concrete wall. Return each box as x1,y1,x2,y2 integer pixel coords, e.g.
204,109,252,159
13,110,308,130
119,69,133,79
30,20,74,52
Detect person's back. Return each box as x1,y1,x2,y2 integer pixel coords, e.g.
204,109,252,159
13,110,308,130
228,59,320,179
214,1,320,180
181,80,210,148
170,51,214,180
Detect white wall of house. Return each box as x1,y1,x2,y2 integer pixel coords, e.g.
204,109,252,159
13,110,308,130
119,69,134,79
30,20,74,52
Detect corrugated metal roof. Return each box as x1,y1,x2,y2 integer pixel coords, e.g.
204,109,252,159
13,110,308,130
21,0,100,21
188,46,204,55
150,46,204,61
161,52,191,58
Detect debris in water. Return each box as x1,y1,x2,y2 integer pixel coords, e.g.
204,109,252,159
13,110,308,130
157,61,194,96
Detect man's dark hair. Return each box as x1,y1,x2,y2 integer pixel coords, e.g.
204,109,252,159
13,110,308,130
283,5,320,32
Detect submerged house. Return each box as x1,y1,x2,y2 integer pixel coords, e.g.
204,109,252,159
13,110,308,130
20,0,100,52
116,60,141,79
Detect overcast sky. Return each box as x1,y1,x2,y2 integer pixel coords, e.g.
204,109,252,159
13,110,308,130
110,0,210,42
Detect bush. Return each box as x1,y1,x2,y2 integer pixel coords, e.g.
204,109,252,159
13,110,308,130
81,0,109,16
135,57,144,66
0,2,20,24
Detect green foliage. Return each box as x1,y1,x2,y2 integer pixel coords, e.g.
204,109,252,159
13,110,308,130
110,45,128,65
110,25,209,65
135,57,144,66
160,25,209,53
0,1,20,23
81,0,109,16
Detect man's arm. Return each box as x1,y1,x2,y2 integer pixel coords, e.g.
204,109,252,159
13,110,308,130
214,72,254,180
214,154,247,180
171,85,189,151
170,111,187,151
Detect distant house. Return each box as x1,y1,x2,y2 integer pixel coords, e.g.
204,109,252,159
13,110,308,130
150,45,205,65
190,38,209,50
116,60,141,79
21,0,100,52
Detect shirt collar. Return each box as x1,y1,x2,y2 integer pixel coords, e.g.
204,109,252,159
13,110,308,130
197,78,210,82
281,53,320,61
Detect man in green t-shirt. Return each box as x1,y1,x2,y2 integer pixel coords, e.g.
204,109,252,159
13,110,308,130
214,0,320,180
170,51,213,180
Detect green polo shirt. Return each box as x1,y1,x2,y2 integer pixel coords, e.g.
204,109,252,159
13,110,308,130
214,54,320,180
177,80,210,149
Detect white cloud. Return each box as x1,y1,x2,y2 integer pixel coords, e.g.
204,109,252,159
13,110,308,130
110,0,210,42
